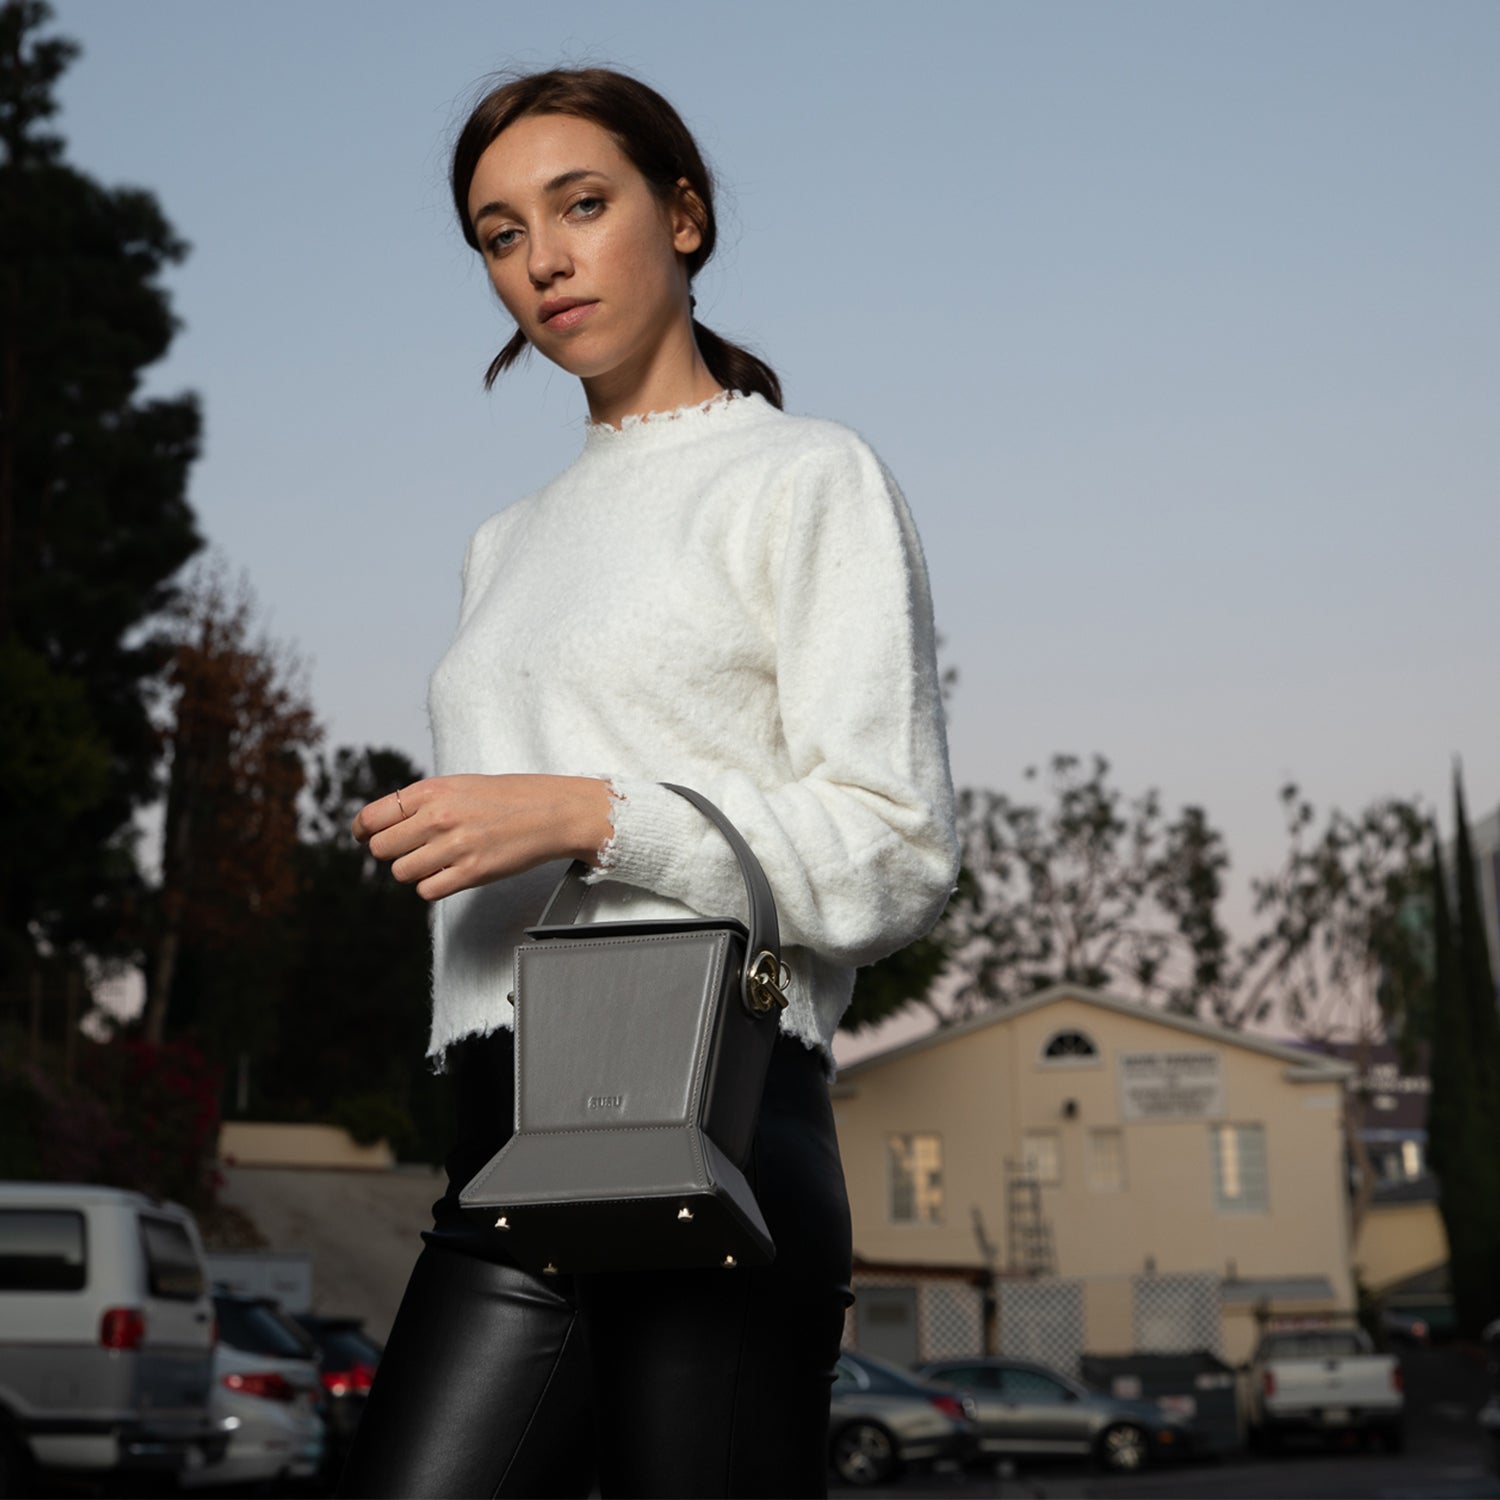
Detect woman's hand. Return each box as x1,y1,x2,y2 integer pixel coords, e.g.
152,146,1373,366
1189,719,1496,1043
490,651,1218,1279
351,774,615,902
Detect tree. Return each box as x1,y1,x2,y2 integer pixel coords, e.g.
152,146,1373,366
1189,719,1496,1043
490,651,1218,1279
143,564,320,1047
0,0,202,989
844,874,968,1033
1236,787,1431,1040
1427,768,1500,1337
245,745,449,1162
846,760,1434,1070
1226,786,1431,1234
930,755,1232,1022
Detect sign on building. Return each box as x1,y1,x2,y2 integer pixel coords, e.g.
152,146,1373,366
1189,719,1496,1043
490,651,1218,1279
1118,1050,1224,1121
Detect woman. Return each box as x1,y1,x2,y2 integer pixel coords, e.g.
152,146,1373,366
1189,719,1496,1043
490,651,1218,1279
338,67,958,1499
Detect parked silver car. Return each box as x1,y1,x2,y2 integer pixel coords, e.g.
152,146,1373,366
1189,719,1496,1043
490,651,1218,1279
0,1183,223,1494
916,1355,1195,1472
830,1350,977,1486
180,1292,325,1491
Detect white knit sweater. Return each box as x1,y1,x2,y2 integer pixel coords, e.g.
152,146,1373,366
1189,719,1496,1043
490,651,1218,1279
426,391,959,1069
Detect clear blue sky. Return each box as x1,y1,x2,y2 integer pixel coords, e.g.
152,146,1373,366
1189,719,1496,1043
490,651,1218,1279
53,0,1500,944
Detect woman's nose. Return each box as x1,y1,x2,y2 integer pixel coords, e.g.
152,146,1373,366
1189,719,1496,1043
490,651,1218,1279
527,225,571,286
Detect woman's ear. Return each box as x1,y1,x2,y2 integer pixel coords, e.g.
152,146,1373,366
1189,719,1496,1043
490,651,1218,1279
671,176,707,256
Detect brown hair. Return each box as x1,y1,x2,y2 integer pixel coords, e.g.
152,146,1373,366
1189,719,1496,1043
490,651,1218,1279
450,68,782,407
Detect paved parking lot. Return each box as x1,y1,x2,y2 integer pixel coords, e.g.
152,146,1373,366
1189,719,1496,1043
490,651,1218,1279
833,1345,1499,1500
834,1448,1499,1499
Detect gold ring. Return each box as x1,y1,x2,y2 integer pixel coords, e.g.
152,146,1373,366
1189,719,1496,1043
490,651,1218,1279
394,787,407,817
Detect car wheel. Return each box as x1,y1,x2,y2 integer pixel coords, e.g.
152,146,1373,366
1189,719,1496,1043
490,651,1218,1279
1097,1422,1150,1473
830,1420,898,1486
1381,1423,1405,1455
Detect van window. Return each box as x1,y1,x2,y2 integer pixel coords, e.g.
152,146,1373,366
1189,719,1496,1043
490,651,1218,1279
139,1215,205,1300
0,1209,87,1291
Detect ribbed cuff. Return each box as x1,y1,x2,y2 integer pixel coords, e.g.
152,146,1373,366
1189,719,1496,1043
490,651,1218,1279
583,776,706,899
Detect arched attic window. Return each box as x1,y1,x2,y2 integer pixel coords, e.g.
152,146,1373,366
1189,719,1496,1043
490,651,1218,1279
1040,1028,1099,1064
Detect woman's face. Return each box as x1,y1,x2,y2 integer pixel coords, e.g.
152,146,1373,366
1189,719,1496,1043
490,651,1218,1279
467,113,702,384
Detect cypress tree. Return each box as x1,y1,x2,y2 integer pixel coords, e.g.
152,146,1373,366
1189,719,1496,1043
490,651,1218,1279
1423,821,1482,1332
1450,770,1500,1333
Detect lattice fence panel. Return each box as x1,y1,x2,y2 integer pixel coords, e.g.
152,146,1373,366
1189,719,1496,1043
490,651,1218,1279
1132,1273,1222,1354
845,1272,985,1360
997,1278,1084,1374
923,1281,983,1359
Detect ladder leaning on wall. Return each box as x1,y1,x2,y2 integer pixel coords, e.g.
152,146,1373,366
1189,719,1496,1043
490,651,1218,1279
1005,1158,1057,1277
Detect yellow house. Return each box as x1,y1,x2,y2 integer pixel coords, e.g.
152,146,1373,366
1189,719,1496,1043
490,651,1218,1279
831,985,1354,1369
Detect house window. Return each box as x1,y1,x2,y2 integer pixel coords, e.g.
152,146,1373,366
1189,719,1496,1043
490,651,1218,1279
1021,1130,1062,1185
1041,1029,1099,1063
1210,1124,1268,1214
888,1134,944,1224
1088,1129,1126,1192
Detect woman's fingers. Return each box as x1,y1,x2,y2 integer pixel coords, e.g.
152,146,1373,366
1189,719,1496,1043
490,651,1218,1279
352,786,416,845
414,866,466,903
353,773,611,900
390,839,455,890
367,811,429,864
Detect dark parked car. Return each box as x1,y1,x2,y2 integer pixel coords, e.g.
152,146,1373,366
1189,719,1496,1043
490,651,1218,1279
286,1313,383,1479
1481,1318,1500,1476
829,1349,977,1487
915,1355,1195,1473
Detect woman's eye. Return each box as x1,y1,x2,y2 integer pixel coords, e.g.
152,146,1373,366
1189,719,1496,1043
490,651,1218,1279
568,196,605,220
485,227,520,255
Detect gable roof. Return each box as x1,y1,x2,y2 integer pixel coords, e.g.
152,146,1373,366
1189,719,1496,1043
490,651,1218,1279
838,984,1353,1082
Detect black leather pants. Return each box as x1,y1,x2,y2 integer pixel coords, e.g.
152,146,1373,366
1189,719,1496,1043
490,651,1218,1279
337,1030,853,1499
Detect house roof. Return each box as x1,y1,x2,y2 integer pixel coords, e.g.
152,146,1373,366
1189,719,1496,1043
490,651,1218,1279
837,984,1354,1083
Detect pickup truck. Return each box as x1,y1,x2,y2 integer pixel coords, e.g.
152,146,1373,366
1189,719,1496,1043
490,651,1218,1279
1245,1327,1403,1452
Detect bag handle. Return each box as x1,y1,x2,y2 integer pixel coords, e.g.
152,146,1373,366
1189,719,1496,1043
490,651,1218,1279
535,783,789,1015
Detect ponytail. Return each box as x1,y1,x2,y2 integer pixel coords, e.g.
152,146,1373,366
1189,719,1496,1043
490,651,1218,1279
484,329,529,391
484,316,782,410
455,68,784,409
692,318,783,411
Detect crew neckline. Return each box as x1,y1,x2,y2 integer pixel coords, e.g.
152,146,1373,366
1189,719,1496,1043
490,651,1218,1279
582,389,768,448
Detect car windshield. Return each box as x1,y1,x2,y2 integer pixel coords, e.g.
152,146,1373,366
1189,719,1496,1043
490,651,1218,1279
841,1352,931,1393
1259,1331,1366,1360
216,1297,315,1359
314,1327,382,1366
928,1363,1002,1391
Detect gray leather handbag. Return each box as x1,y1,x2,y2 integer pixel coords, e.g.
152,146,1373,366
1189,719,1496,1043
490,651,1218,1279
458,783,791,1276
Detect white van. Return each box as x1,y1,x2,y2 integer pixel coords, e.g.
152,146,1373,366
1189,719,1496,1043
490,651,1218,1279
0,1182,223,1492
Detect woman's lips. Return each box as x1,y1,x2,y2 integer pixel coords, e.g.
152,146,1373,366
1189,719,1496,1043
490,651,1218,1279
540,300,598,331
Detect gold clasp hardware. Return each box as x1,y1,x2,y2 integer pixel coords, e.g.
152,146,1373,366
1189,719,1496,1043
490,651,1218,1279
677,1206,694,1221
746,951,791,1015
542,1262,559,1276
722,1254,737,1269
494,1215,510,1231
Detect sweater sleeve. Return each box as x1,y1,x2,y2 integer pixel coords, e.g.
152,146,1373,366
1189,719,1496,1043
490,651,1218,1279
590,432,960,970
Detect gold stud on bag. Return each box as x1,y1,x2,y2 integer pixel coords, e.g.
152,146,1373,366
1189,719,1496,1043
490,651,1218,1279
458,784,791,1276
